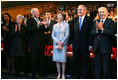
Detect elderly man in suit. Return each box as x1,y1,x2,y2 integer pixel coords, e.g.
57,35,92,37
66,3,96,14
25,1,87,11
70,5,93,79
26,8,45,78
91,7,114,79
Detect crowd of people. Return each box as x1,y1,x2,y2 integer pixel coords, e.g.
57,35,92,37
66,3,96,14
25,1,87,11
1,3,117,79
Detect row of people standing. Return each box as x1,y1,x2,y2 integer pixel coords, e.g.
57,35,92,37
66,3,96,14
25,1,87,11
51,5,115,79
1,14,29,76
1,5,116,79
1,8,58,78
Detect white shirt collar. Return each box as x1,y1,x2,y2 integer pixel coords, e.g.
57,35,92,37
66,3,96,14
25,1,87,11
33,17,38,20
79,15,85,24
101,17,107,23
48,19,51,24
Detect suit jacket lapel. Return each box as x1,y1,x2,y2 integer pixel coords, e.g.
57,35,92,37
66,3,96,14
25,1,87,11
103,18,108,27
98,19,100,23
32,17,38,25
81,15,87,30
49,19,52,27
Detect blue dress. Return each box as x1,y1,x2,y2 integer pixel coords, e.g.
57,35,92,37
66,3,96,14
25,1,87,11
51,21,69,62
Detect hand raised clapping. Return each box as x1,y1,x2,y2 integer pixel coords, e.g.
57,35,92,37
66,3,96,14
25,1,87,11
96,21,104,30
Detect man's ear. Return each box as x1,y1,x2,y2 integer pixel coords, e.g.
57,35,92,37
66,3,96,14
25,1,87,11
32,14,34,17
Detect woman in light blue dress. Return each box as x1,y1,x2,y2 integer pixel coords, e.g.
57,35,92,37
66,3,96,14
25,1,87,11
52,12,69,79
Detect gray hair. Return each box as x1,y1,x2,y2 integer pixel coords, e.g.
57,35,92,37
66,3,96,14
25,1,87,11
31,8,39,14
78,5,87,10
98,7,108,13
16,15,25,22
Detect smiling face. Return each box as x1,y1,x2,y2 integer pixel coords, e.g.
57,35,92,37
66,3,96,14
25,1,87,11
16,17,23,24
32,8,40,18
34,9,39,18
98,7,108,19
57,13,63,22
77,5,87,17
4,14,10,22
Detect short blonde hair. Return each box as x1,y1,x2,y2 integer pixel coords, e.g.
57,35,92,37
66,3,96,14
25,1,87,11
16,15,25,22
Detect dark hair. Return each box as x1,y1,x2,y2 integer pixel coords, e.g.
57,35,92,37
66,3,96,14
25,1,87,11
2,13,11,24
46,10,51,13
57,11,66,21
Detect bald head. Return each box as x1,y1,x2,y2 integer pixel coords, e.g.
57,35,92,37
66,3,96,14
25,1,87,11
98,7,108,19
77,5,87,17
31,8,39,18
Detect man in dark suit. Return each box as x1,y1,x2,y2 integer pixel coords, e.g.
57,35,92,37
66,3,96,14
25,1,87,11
91,7,114,79
43,11,57,45
26,8,45,78
70,5,93,79
112,19,117,48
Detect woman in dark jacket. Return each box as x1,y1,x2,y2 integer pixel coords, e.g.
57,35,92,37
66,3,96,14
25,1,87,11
10,15,28,76
1,13,15,74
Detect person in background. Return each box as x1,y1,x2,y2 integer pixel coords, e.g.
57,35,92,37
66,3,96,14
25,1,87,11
44,11,57,46
9,15,28,77
65,12,71,46
51,11,69,79
1,13,15,74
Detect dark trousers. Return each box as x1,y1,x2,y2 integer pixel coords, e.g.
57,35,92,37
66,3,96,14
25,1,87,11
30,48,45,78
94,43,111,79
71,48,90,79
15,56,29,75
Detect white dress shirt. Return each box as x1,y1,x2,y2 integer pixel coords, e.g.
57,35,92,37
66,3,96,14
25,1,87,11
79,15,85,25
101,18,106,24
33,17,40,27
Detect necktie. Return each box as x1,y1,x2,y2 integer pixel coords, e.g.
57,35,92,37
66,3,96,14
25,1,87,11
79,18,82,31
48,20,50,26
36,18,39,23
98,19,103,40
97,30,101,40
101,19,104,24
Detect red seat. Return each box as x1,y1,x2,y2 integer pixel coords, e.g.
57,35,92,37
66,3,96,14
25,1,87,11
1,43,4,52
90,47,117,59
1,42,117,59
90,51,94,59
46,45,53,56
112,47,117,60
46,45,73,57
